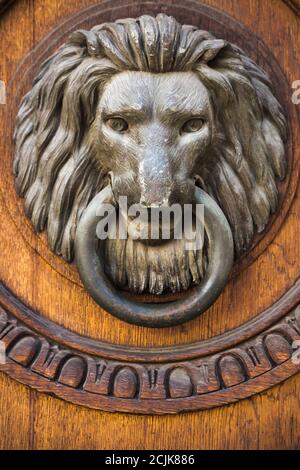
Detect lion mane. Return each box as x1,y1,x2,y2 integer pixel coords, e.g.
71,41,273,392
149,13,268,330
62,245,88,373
14,14,287,268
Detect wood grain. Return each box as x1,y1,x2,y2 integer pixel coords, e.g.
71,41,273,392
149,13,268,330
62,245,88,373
0,0,300,449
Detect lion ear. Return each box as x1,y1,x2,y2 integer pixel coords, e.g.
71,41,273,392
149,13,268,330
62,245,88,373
177,38,228,70
182,38,227,70
69,29,101,56
199,39,228,63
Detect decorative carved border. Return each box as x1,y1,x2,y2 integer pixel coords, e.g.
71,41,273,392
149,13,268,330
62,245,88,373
0,0,15,16
283,0,300,16
1,1,299,17
1,281,300,413
0,0,300,413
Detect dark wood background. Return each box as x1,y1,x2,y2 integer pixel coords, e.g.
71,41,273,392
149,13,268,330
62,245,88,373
0,0,299,449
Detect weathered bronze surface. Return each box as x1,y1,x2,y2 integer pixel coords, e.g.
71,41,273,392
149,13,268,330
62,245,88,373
13,14,287,326
75,186,233,327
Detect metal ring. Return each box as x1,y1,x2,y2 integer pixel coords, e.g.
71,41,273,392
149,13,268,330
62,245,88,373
75,185,234,328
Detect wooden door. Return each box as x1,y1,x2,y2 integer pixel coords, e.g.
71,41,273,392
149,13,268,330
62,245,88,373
0,0,300,450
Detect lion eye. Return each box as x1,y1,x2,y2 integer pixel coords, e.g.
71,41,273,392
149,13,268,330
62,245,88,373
181,118,204,133
107,117,128,133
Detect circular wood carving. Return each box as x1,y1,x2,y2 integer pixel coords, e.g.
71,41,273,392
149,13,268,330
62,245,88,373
1,281,300,413
1,1,297,286
0,0,300,414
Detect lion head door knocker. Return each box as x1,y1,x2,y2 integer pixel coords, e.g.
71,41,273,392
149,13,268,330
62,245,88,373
13,14,287,328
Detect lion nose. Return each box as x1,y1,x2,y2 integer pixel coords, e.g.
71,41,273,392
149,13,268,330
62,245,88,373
139,153,172,207
140,191,170,208
140,187,171,208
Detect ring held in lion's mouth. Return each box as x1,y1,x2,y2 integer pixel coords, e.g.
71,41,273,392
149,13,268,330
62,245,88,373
75,185,234,327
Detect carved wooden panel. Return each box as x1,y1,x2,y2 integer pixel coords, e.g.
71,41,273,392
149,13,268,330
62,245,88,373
0,0,300,449
1,285,300,413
